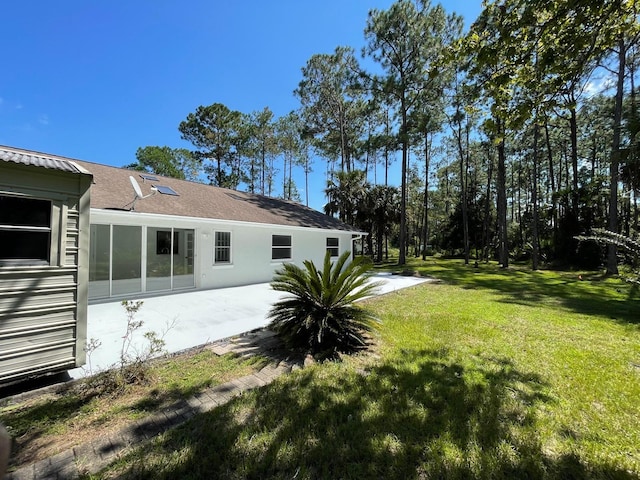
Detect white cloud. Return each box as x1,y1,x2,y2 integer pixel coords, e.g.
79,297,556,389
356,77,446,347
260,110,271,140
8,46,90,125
38,114,49,126
583,70,616,98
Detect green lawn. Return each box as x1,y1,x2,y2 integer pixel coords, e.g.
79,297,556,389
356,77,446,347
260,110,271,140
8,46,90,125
0,350,267,468
93,259,640,479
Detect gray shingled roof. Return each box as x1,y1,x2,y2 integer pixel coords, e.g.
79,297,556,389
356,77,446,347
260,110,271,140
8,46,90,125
0,146,356,232
0,145,91,175
74,159,357,231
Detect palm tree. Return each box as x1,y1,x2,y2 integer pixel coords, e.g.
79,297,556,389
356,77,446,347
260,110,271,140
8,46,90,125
324,170,369,226
370,185,401,262
268,251,381,358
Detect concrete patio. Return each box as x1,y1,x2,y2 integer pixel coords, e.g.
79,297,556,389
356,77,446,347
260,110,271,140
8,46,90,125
69,273,428,379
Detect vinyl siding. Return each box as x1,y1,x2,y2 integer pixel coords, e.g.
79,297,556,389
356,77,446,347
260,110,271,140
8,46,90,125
0,160,91,383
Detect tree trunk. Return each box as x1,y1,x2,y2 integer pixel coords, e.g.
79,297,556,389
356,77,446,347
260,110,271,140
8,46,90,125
517,159,523,246
305,151,309,206
288,154,293,200
569,96,580,219
482,142,494,262
339,105,348,172
635,195,639,234
282,155,287,199
463,126,471,265
385,110,390,186
607,35,626,275
532,122,540,270
376,220,384,262
455,111,470,265
399,99,408,266
496,118,509,268
422,132,431,260
544,120,559,254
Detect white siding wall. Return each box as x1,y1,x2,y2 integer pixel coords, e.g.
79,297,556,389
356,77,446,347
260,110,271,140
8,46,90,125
90,209,357,294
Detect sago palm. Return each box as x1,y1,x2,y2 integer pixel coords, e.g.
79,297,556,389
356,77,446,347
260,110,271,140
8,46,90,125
268,250,381,357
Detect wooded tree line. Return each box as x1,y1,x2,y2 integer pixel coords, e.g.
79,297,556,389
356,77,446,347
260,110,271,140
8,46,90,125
128,0,640,270
126,107,311,204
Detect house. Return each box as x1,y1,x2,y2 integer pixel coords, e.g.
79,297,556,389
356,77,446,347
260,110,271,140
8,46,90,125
1,145,362,381
0,147,92,383
70,156,362,301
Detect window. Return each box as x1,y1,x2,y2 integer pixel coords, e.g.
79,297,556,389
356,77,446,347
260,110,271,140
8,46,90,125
272,234,292,260
215,231,231,263
0,195,52,266
326,237,339,257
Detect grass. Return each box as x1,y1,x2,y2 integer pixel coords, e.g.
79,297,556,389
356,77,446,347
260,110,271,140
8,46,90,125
86,258,640,479
0,349,267,469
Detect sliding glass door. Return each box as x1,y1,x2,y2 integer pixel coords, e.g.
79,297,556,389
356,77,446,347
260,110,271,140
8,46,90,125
88,224,111,299
146,228,194,291
146,227,173,292
172,229,194,289
112,225,142,296
89,225,194,300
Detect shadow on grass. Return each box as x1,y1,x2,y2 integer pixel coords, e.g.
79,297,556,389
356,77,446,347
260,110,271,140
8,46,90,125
127,354,272,414
1,351,271,469
108,348,636,479
0,391,99,464
392,260,640,326
0,377,220,469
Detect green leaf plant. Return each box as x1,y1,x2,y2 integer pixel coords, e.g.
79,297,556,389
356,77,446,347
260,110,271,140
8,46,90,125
268,251,382,359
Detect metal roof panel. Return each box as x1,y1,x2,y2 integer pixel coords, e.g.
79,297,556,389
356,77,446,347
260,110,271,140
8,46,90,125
0,146,91,175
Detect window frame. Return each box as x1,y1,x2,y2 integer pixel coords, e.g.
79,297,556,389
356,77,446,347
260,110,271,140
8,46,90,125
0,194,53,267
271,234,292,261
214,231,232,264
326,237,340,257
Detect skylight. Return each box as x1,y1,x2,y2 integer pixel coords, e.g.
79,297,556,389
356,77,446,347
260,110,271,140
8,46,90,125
139,174,159,181
154,185,179,196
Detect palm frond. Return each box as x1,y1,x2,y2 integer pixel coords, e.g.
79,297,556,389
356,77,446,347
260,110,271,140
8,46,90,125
268,251,380,357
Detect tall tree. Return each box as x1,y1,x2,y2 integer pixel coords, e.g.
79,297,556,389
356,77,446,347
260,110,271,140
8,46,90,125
368,185,400,262
325,170,369,227
295,46,366,173
448,75,475,265
466,0,640,270
364,0,460,265
178,103,244,189
126,146,200,181
244,107,278,195
276,112,304,201
300,134,313,206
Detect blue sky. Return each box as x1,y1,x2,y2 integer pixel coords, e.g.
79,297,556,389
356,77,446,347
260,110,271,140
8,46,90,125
1,1,482,211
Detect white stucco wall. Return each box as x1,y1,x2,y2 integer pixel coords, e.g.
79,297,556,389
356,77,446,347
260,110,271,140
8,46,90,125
89,208,359,297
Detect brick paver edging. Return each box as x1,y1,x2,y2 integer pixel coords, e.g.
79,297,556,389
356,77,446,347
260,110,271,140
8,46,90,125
4,331,293,480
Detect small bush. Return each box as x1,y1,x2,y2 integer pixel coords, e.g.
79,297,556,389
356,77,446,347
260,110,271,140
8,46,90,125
268,251,382,358
82,300,170,394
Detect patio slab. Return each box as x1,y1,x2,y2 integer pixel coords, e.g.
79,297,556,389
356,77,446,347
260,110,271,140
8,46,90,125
69,272,428,379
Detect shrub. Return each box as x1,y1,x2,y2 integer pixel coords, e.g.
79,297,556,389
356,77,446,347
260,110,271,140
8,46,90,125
82,300,170,394
268,251,382,358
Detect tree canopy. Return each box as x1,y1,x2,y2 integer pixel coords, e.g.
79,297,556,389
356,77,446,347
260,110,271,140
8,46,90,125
127,0,640,271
